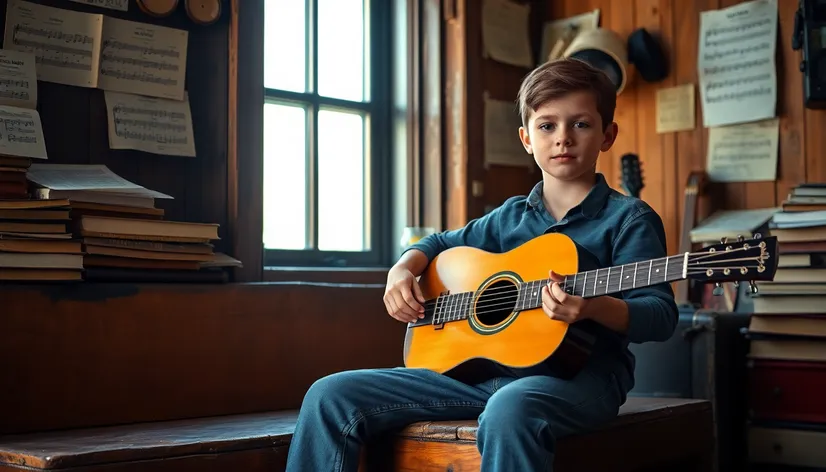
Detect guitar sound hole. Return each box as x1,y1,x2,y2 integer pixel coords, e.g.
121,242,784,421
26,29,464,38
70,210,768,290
475,279,518,327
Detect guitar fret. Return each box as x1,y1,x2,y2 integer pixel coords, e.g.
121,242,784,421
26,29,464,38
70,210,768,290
582,272,587,297
664,256,669,283
648,260,653,286
619,265,624,291
605,267,611,294
592,269,598,296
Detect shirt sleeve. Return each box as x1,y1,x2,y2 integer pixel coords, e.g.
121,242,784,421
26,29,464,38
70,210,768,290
403,206,504,262
611,205,679,343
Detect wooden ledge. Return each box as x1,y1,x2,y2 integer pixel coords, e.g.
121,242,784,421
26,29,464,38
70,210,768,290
0,411,299,470
0,397,713,471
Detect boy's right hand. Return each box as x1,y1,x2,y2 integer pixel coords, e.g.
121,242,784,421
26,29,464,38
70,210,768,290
383,266,426,323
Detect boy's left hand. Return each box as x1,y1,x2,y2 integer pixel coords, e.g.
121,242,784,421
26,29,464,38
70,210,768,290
541,269,590,323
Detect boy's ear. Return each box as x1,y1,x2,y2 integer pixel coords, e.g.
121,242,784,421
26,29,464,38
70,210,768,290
600,122,619,152
518,126,533,154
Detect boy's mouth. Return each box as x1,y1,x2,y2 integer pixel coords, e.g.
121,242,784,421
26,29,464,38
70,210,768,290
551,153,576,160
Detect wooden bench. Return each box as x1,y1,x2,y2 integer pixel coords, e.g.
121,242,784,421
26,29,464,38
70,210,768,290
0,397,713,472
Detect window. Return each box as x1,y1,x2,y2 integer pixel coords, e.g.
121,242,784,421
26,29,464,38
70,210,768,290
262,0,391,267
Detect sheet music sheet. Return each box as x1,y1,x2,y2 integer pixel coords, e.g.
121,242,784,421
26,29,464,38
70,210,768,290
697,0,778,128
481,0,533,68
104,91,196,157
483,94,531,168
69,0,129,12
706,117,779,182
27,163,172,198
3,0,103,88
656,84,695,133
99,17,188,101
0,104,47,159
0,49,37,109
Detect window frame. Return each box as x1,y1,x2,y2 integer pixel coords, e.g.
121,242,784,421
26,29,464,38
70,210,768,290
262,0,393,268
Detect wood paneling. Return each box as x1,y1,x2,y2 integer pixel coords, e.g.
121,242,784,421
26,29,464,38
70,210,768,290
0,0,232,253
448,0,825,254
0,282,405,435
547,0,822,252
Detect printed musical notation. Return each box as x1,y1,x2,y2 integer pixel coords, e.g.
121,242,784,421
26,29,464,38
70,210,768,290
0,49,37,109
3,0,102,88
697,0,777,128
104,91,196,157
0,104,47,160
706,117,779,182
69,0,128,12
99,17,187,100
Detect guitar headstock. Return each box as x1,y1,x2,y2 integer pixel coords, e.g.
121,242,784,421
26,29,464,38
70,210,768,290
685,234,779,294
620,153,644,198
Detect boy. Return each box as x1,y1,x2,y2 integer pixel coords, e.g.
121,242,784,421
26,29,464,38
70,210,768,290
285,58,678,471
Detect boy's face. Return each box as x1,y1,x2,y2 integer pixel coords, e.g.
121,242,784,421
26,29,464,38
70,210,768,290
518,90,617,182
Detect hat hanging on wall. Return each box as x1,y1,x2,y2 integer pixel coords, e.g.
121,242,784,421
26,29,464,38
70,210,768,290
561,27,667,95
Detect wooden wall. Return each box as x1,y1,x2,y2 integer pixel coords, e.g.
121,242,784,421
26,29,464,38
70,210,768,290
457,0,823,255
0,0,231,253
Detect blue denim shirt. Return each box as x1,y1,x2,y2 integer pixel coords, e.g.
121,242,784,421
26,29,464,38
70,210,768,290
407,173,678,389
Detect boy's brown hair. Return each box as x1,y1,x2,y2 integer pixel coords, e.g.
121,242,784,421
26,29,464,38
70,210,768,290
516,58,616,130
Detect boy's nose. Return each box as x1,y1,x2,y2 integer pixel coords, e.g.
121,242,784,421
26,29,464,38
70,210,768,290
556,134,572,146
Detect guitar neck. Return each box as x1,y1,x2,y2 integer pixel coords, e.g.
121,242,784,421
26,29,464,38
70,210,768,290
433,254,688,321
515,254,687,311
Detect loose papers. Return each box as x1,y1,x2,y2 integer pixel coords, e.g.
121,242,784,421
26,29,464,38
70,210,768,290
104,91,196,157
706,117,779,182
0,49,37,109
99,16,188,101
656,84,695,133
481,0,533,68
3,0,187,100
697,0,778,128
69,0,129,12
4,0,103,88
483,94,530,168
0,104,47,159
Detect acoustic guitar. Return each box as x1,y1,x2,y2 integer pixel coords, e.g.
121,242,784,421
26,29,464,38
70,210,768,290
619,153,644,198
403,231,778,380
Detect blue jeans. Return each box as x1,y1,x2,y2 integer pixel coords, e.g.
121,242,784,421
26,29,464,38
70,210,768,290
284,362,627,472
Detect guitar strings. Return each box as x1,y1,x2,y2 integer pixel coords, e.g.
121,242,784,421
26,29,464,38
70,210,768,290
417,245,767,321
428,266,748,322
419,245,762,309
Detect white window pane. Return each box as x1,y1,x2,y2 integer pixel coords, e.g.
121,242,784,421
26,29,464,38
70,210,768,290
318,0,367,101
263,102,307,250
264,0,306,92
317,109,368,251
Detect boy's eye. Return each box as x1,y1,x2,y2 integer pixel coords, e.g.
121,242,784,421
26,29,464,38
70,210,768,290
574,121,590,128
538,123,554,131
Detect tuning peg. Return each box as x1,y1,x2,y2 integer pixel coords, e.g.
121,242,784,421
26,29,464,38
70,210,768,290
737,234,744,242
720,237,728,244
752,232,762,239
712,282,723,296
749,281,759,294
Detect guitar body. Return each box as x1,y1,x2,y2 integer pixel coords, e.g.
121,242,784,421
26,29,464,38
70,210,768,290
404,233,589,381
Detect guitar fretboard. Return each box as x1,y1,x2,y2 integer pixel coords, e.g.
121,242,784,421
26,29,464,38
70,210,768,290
432,254,687,324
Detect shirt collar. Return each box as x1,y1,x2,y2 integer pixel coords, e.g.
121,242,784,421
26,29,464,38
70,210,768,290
525,172,611,220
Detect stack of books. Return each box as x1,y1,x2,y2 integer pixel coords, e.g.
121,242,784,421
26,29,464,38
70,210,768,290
0,156,32,199
744,184,826,468
0,197,83,282
15,163,239,282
